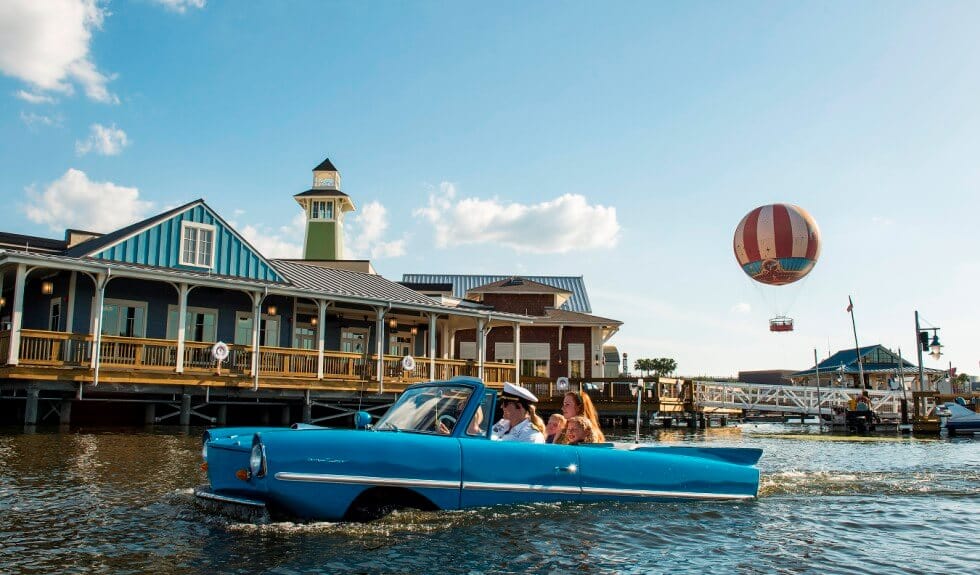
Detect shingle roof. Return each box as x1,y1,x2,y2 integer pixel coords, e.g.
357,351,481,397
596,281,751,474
537,307,622,326
0,231,66,253
273,260,461,307
313,158,338,172
63,199,201,258
467,277,572,295
401,274,592,312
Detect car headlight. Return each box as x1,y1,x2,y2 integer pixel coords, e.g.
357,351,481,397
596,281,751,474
249,442,267,478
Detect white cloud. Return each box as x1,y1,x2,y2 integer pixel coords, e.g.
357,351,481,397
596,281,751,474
16,90,56,104
0,0,117,104
75,123,129,155
152,0,206,14
22,168,151,232
731,302,752,314
238,211,304,259
347,201,407,259
414,182,620,254
20,111,61,128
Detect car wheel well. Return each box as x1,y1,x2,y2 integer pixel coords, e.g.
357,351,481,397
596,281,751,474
344,487,438,522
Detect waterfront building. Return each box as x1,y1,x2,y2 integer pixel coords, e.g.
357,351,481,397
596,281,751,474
790,344,943,390
401,274,622,381
3,158,593,425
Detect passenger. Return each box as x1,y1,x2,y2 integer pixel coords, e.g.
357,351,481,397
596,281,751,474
545,413,567,444
491,382,546,443
565,416,598,445
561,391,606,442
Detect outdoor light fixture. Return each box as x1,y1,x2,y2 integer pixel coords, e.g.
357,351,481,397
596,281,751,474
929,335,942,359
310,317,318,326
267,305,277,316
388,318,398,329
41,281,54,295
409,326,418,335
0,296,5,307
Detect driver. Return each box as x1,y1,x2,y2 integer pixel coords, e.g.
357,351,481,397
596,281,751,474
491,382,546,443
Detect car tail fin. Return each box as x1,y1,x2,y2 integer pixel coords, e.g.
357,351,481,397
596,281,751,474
634,446,764,466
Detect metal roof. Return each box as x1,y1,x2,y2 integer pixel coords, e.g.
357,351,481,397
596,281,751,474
401,274,592,313
536,307,622,326
791,344,944,376
274,260,445,307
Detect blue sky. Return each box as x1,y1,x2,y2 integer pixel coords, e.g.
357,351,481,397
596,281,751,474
2,0,978,377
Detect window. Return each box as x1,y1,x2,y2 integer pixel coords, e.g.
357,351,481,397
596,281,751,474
101,299,147,338
311,200,334,220
49,299,62,332
521,359,549,377
568,343,584,378
235,312,280,347
389,334,414,356
497,342,550,376
166,306,218,342
180,222,215,268
341,327,369,353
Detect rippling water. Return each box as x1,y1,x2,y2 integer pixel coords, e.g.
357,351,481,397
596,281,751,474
1,424,977,574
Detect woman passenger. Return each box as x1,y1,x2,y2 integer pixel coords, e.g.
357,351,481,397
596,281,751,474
561,391,606,442
545,413,567,444
565,416,598,445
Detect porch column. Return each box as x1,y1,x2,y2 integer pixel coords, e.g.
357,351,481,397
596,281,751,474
7,263,26,365
428,313,437,381
375,307,386,393
476,317,485,381
175,283,189,374
514,322,521,386
251,291,262,390
316,300,327,380
89,272,108,378
65,271,77,333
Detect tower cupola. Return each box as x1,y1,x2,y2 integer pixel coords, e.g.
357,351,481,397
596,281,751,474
294,157,356,260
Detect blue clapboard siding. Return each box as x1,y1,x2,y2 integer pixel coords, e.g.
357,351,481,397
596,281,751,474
89,204,284,282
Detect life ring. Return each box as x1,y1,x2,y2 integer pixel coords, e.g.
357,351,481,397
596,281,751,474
212,341,230,362
556,377,570,392
401,355,416,371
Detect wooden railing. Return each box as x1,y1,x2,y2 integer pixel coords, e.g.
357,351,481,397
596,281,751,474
8,330,517,384
0,330,10,362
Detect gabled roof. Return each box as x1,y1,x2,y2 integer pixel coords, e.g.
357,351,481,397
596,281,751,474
63,199,202,258
467,277,573,295
402,274,592,312
273,260,461,307
313,158,338,172
792,344,943,376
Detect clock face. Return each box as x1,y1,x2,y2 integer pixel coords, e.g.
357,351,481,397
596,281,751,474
317,177,335,187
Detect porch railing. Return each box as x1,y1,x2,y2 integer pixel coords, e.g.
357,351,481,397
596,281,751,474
7,330,516,384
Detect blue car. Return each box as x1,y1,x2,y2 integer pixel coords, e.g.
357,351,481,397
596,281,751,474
194,377,762,522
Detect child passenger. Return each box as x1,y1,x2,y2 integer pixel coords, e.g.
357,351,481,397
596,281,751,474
565,416,598,445
545,414,567,444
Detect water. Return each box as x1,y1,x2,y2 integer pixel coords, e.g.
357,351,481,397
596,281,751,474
1,424,977,574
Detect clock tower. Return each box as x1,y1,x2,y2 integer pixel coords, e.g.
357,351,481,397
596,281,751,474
294,157,356,260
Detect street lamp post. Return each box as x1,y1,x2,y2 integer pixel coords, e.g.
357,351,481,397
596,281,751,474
914,310,941,419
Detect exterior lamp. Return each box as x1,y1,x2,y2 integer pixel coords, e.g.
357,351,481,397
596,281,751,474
41,281,54,295
310,316,318,326
267,305,277,316
388,318,398,329
409,326,418,335
0,296,5,307
929,335,942,359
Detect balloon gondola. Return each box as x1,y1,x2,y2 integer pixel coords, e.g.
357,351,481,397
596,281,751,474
734,204,821,332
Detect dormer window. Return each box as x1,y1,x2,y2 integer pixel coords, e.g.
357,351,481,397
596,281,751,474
180,221,215,268
311,200,334,220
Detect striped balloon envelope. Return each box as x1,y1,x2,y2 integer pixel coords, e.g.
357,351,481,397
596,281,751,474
733,204,821,286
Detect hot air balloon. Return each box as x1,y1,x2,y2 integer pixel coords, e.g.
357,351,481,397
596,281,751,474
733,204,821,332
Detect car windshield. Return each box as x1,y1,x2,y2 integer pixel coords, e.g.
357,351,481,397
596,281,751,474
374,385,474,434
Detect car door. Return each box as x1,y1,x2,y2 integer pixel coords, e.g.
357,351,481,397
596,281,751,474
458,439,581,508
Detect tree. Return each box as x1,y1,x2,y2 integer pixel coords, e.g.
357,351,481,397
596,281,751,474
633,358,677,377
633,358,655,376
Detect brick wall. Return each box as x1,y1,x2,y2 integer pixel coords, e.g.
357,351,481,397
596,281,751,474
455,325,596,378
480,293,555,316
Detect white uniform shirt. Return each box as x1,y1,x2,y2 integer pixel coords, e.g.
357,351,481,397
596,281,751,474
492,418,545,443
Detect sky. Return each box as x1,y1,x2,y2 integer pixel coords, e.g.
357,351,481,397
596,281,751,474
1,0,978,378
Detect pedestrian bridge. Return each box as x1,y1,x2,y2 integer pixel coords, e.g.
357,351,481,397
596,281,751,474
693,381,907,419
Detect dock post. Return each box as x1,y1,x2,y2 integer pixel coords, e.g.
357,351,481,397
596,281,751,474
179,394,191,426
217,404,227,426
144,403,156,425
25,386,39,425
302,402,312,424
60,400,72,425
281,405,291,426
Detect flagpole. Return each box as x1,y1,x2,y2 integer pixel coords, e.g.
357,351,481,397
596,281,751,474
814,348,823,433
848,295,867,390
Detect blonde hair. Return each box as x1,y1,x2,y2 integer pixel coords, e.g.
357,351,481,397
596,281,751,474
527,404,546,434
566,415,598,444
547,413,568,444
564,391,606,442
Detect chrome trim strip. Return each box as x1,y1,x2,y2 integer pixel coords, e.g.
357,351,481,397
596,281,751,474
194,488,267,508
462,481,582,494
275,472,460,490
580,486,755,500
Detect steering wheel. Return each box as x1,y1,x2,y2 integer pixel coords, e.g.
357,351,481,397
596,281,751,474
437,414,457,432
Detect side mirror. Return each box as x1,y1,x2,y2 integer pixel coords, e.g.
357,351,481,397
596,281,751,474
354,411,372,429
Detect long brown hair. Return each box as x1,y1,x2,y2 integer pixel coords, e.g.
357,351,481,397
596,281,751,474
564,391,605,442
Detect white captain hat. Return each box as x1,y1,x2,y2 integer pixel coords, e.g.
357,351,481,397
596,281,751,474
501,381,538,405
